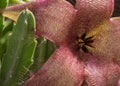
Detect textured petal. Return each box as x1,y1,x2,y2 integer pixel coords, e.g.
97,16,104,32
33,0,76,45
3,0,77,45
84,56,120,86
76,17,120,86
24,46,85,86
82,17,120,64
73,0,114,34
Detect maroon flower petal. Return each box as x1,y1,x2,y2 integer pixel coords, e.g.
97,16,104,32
24,46,85,86
73,0,114,34
84,57,120,86
33,0,76,45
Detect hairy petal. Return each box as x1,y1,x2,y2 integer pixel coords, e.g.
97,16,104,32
87,17,120,64
84,56,120,86
110,17,120,65
79,17,120,85
33,0,76,45
24,46,85,86
73,0,114,34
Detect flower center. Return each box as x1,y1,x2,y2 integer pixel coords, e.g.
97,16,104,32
76,33,95,53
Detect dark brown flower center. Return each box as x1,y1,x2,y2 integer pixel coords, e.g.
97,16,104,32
76,33,95,53
66,0,76,6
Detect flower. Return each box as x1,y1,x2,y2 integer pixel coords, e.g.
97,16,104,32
3,0,120,86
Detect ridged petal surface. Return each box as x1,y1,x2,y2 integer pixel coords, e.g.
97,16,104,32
31,0,76,45
81,55,120,86
73,0,114,34
24,46,85,86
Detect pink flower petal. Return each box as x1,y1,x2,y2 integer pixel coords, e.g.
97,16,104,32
73,0,114,34
84,56,120,86
33,0,77,45
24,46,85,86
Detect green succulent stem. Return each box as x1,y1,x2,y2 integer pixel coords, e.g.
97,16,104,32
0,9,37,86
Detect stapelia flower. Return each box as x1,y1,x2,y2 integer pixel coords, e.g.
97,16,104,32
2,0,120,86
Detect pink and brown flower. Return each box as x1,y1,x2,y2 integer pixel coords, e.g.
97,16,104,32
3,0,120,86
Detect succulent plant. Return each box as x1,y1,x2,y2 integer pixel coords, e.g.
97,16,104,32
1,0,120,86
